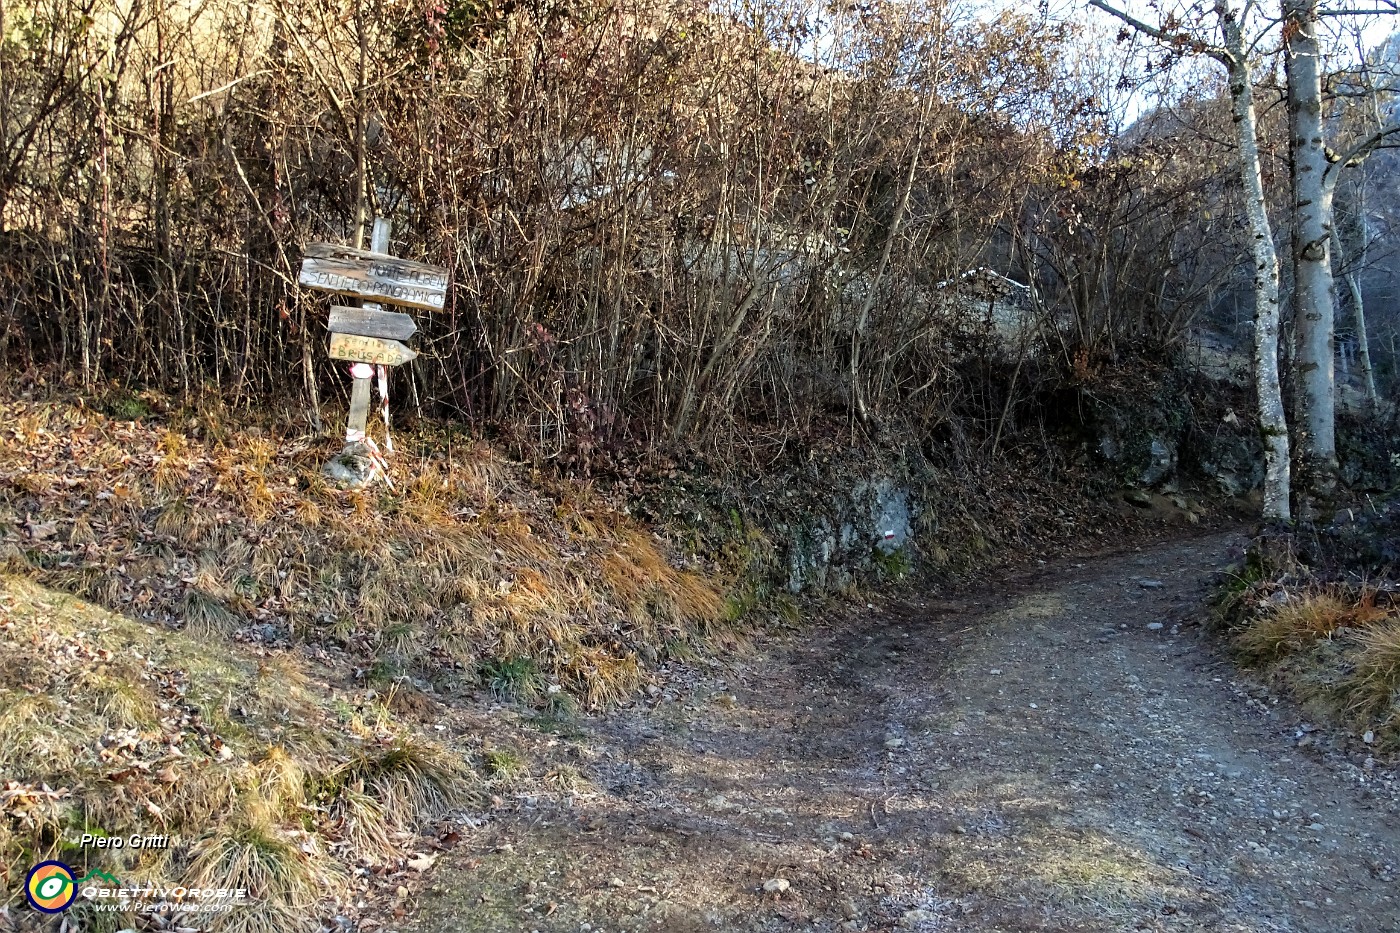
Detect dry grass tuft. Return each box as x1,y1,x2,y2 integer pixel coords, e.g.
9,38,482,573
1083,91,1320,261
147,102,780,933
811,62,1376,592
1235,592,1354,663
252,746,310,816
1224,567,1400,743
185,586,240,636
1345,621,1400,725
323,740,473,862
1235,587,1394,664
187,806,329,933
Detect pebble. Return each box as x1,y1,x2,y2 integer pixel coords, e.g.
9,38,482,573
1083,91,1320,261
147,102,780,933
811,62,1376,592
1147,622,1164,631
1139,580,1166,589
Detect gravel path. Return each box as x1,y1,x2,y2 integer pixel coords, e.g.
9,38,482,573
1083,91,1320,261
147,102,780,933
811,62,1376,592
411,532,1400,932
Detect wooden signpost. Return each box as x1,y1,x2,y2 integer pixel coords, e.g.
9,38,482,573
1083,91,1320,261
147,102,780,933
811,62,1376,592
297,217,448,486
329,332,418,366
328,306,417,340
299,243,448,311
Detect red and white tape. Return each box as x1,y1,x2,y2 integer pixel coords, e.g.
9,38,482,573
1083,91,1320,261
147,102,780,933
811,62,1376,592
378,364,394,455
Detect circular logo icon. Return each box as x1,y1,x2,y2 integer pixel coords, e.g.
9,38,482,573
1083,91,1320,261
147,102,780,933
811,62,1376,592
25,861,77,913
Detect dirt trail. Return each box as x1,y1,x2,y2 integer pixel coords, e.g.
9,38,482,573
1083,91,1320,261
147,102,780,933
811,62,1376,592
410,533,1400,932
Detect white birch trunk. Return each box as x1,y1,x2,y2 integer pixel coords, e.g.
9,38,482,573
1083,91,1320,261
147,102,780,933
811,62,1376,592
1080,0,1293,522
1220,2,1292,523
1284,0,1339,504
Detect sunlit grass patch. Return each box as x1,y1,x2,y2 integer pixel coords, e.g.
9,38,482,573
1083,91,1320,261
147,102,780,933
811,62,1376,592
480,656,543,701
0,575,473,926
1235,586,1394,664
481,748,526,781
1033,839,1166,897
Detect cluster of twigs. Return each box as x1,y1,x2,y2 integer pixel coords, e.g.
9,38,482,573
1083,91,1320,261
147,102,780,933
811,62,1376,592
2,0,1249,464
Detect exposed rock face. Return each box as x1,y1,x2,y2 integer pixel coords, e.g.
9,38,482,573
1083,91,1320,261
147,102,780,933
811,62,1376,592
1093,420,1183,491
1336,411,1400,493
1140,437,1177,487
1190,433,1266,498
786,477,915,593
1084,368,1268,497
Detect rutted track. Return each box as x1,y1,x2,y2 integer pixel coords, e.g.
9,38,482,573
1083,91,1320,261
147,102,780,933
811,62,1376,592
412,533,1400,932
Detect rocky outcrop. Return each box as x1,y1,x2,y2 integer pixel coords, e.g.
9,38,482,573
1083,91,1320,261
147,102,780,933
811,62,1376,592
784,476,914,593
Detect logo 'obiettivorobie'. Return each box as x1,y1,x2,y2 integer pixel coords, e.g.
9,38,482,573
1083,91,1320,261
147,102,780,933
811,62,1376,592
25,863,126,914
23,861,250,917
25,861,78,913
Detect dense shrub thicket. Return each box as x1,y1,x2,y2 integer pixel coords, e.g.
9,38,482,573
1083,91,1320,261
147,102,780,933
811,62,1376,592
1,0,1260,462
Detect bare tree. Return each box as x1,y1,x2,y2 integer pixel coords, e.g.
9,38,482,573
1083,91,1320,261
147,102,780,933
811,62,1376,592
1089,0,1292,522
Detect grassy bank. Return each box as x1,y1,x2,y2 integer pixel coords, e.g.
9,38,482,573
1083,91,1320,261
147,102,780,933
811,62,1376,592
0,391,735,709
0,381,1225,930
0,574,473,932
0,388,743,930
1215,506,1400,751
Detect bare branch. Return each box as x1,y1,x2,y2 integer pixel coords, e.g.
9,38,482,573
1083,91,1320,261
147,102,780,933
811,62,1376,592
1318,2,1398,15
1326,122,1400,182
1089,0,1233,64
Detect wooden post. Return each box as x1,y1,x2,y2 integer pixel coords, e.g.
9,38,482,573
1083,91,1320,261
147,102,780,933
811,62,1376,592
344,217,391,443
346,368,372,441
370,218,391,267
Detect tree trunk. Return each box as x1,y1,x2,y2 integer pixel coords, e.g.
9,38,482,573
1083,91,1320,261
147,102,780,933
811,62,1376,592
1220,2,1292,523
1331,181,1377,401
1284,0,1339,508
1091,0,1293,523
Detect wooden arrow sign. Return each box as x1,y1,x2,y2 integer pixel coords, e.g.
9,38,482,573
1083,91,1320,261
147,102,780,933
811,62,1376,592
328,306,418,340
328,332,417,366
300,243,448,311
